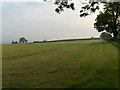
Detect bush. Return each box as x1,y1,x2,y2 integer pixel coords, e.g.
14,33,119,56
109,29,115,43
105,37,120,42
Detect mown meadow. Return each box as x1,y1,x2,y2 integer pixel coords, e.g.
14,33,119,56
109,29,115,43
2,40,118,88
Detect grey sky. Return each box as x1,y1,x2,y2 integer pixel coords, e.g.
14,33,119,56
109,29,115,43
2,1,100,44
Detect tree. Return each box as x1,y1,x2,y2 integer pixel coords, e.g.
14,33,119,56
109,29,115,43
19,37,28,43
100,32,112,39
64,1,120,37
12,41,18,44
19,37,25,43
94,2,120,37
11,41,14,44
43,39,47,42
14,41,18,44
34,41,41,43
44,0,120,38
24,39,28,43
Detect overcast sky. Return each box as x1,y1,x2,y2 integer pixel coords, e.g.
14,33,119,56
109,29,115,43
2,1,100,44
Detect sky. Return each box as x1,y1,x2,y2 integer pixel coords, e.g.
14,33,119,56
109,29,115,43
2,0,101,44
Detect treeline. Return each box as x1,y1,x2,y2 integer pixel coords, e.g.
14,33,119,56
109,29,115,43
12,37,101,44
12,37,28,44
33,37,100,43
12,35,120,44
33,39,47,43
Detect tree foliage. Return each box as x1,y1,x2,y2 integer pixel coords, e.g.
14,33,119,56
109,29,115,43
11,41,14,44
11,41,18,44
19,37,28,43
100,32,112,39
94,2,120,37
54,0,75,14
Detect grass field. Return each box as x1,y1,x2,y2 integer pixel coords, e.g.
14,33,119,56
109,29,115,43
2,40,118,88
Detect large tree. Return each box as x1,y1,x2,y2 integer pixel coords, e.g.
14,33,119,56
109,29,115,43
44,0,120,38
94,2,120,37
19,37,28,43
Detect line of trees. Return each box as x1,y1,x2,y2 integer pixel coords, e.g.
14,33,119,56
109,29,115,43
33,39,47,43
11,37,28,44
11,37,49,44
11,41,18,44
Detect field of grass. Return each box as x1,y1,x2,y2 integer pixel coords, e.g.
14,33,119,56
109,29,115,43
2,40,118,88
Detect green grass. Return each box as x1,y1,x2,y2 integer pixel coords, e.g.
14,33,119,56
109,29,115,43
2,40,118,88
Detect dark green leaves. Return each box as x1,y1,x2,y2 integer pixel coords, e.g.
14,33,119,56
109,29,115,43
80,13,89,17
54,1,75,14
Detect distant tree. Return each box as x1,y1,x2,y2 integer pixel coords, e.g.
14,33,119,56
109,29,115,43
100,32,112,39
14,41,18,44
34,41,41,43
25,39,28,43
34,41,36,43
43,39,47,42
91,36,94,40
19,37,24,43
11,41,14,44
37,41,41,43
19,37,28,43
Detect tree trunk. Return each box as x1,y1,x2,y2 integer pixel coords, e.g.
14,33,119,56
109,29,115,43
113,31,118,37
